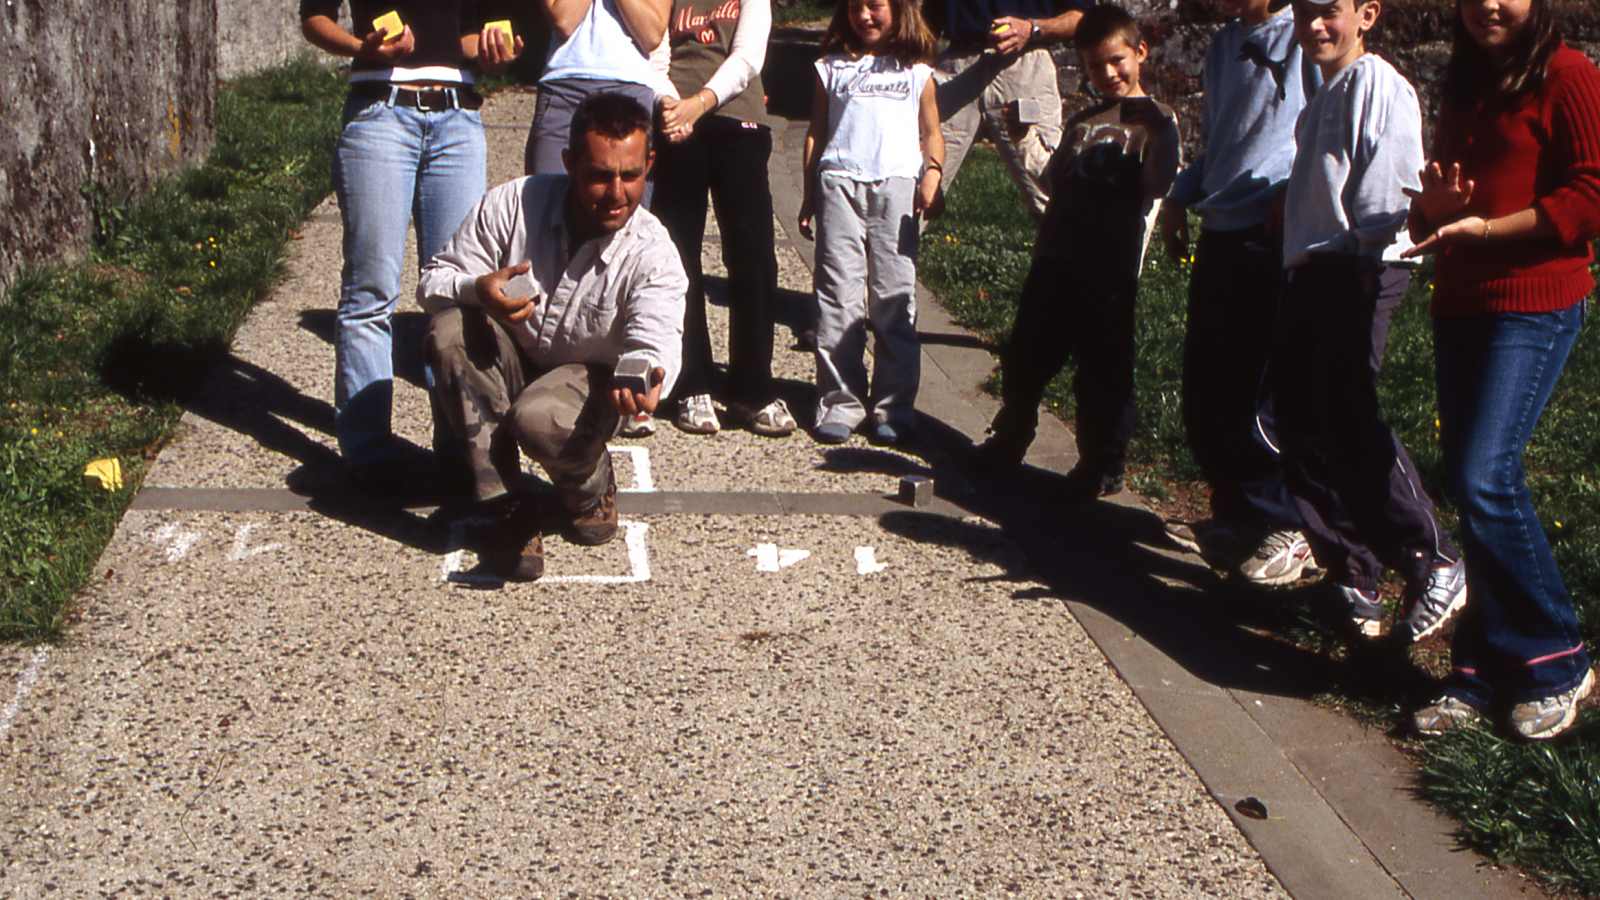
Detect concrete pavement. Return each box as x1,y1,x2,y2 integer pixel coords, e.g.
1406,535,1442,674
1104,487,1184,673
0,87,1549,899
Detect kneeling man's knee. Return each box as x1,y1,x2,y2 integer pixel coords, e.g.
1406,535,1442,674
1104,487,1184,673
507,363,600,460
425,307,470,372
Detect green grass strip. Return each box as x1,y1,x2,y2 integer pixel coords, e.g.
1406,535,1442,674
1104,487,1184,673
0,57,346,642
922,145,1600,894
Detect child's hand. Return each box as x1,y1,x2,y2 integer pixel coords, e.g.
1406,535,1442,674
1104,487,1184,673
1403,215,1488,259
1159,200,1188,262
798,198,815,241
1403,161,1475,235
915,172,943,222
659,95,706,144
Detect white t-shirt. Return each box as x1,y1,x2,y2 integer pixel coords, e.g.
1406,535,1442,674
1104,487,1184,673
814,53,932,181
542,0,660,88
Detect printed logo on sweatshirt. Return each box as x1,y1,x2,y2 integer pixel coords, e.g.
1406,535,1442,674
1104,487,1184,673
672,0,741,44
838,64,915,101
1238,40,1290,101
1062,123,1137,185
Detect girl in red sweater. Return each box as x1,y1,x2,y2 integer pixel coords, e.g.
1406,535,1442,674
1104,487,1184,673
1403,0,1600,740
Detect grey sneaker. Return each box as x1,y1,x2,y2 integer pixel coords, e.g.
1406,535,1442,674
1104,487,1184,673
1404,558,1468,643
1239,529,1316,586
620,411,656,437
1412,694,1483,737
1510,668,1594,741
1338,584,1385,639
676,393,719,435
744,399,796,437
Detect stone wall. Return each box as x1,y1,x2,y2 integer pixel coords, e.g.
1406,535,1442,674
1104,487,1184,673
218,1,329,78
0,0,216,287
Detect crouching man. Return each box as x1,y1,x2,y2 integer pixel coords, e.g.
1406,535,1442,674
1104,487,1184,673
419,93,686,581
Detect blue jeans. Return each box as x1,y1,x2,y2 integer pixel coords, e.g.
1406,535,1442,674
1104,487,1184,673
331,92,486,467
1435,301,1591,707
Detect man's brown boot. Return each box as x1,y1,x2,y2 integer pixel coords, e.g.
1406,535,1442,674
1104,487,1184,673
568,476,618,546
489,495,544,581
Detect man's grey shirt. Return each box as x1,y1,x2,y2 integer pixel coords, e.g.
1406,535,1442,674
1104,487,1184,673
419,174,688,396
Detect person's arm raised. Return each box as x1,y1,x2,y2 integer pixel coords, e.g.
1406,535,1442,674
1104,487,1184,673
543,0,596,40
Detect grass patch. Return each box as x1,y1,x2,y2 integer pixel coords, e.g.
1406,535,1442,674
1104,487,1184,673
0,56,346,642
922,144,1600,893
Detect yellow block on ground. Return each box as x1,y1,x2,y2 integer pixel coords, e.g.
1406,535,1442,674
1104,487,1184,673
83,458,123,492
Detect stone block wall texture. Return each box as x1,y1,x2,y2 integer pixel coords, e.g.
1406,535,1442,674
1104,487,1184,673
0,0,217,287
219,0,314,78
218,0,344,79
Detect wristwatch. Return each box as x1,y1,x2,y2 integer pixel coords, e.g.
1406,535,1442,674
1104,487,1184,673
1030,19,1041,40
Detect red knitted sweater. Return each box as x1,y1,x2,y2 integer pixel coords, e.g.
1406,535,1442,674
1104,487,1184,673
1430,43,1600,317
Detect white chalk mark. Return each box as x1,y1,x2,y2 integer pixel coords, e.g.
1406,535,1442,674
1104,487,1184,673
443,520,652,586
0,647,50,743
441,517,497,584
749,543,810,572
855,547,888,574
546,521,651,584
608,445,655,492
152,522,201,562
226,523,284,562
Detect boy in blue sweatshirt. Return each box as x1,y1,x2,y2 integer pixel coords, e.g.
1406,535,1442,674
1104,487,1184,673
1159,0,1319,585
1268,0,1465,641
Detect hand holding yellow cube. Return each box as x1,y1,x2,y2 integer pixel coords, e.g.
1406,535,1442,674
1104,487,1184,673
486,20,514,45
372,11,404,43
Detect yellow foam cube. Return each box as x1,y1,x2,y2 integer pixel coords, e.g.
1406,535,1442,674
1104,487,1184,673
486,19,514,44
83,458,123,492
372,11,404,43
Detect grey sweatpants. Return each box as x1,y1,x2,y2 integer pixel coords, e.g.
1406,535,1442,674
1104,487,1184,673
812,172,921,431
425,306,621,511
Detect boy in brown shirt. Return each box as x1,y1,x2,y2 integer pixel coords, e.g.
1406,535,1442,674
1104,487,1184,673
971,3,1180,503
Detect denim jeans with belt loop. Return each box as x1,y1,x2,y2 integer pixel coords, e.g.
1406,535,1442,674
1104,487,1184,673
332,89,486,468
1434,300,1591,706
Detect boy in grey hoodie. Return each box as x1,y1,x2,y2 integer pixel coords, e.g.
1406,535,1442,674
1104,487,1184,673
1267,0,1465,642
1159,0,1318,585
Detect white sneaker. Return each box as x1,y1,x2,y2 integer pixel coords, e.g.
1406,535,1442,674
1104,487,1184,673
1412,694,1483,737
1511,668,1594,741
745,399,796,437
620,411,655,437
1239,529,1316,586
675,394,719,435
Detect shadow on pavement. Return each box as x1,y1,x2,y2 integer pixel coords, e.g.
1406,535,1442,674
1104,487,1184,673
179,353,449,554
901,412,1392,702
297,308,433,390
